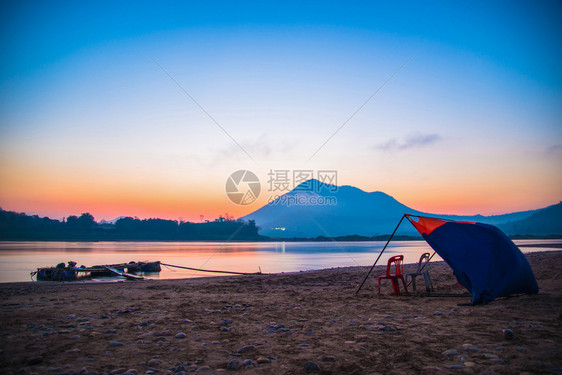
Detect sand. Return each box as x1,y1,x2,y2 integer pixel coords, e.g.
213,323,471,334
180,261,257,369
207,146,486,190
1,251,561,375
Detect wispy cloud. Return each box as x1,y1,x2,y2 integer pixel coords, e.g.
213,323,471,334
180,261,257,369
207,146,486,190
207,134,297,166
546,144,562,155
375,133,441,151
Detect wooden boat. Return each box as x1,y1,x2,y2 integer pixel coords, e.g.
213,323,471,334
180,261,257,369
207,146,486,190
31,261,161,281
127,261,161,273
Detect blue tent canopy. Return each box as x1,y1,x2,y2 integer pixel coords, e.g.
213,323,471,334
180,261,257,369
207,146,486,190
406,215,539,304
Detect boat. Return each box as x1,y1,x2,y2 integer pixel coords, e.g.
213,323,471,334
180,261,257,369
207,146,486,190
31,260,161,281
33,261,89,281
127,261,161,273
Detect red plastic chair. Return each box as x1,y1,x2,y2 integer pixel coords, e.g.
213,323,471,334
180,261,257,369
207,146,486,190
378,255,409,295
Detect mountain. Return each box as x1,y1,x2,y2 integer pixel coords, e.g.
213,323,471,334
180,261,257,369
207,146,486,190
99,216,126,225
499,202,562,236
241,179,559,238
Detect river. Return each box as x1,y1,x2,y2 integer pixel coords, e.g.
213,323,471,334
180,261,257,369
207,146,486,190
0,240,559,283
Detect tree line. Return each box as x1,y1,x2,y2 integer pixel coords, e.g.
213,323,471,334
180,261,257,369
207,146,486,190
0,209,264,241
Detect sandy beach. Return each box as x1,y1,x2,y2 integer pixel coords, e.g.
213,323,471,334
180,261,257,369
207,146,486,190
1,251,561,375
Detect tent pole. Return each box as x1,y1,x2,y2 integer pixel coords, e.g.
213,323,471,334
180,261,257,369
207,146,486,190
355,214,407,296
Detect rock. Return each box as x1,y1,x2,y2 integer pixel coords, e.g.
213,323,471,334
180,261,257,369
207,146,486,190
434,311,443,316
298,344,309,348
67,314,77,319
221,319,233,326
483,353,500,359
464,362,476,367
237,345,256,354
447,365,465,369
220,327,229,332
256,357,270,364
27,355,43,365
461,344,480,352
242,360,253,367
139,322,148,327
502,328,515,340
147,359,161,368
175,333,187,339
195,366,211,373
109,341,124,347
110,369,127,374
443,349,459,356
378,326,395,332
304,361,320,372
226,359,240,370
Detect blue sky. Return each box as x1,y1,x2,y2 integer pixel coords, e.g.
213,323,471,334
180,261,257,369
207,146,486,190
1,1,561,220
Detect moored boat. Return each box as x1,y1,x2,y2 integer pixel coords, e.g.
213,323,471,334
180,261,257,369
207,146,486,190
127,261,161,273
31,260,161,281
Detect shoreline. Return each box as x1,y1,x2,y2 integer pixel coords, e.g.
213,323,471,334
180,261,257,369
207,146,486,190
1,251,561,374
1,237,561,244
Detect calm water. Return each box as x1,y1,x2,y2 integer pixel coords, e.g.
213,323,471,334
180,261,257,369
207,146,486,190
0,240,559,283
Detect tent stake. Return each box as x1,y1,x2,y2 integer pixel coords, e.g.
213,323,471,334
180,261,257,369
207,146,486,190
355,214,406,296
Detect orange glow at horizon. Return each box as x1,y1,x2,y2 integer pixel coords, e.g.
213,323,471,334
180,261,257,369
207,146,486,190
1,152,560,222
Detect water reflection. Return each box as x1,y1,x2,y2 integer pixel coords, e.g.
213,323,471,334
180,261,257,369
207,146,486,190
0,240,558,283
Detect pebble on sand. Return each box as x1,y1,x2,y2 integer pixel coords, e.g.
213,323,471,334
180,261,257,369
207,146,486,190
237,345,257,354
27,356,43,365
443,349,459,356
175,333,187,339
304,361,320,373
109,341,124,347
256,357,271,364
461,344,480,352
147,359,161,368
226,359,241,370
503,328,515,340
195,366,212,372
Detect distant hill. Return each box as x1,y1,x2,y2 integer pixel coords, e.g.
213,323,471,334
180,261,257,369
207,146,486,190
242,179,559,238
499,202,562,236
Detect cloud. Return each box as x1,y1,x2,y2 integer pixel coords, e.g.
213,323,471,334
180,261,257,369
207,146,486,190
207,133,298,166
546,144,562,155
375,133,441,151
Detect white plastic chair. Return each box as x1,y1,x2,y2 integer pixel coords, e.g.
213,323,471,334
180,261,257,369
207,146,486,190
405,252,434,292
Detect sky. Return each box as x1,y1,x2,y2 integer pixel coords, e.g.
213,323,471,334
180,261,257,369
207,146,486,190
0,0,561,222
